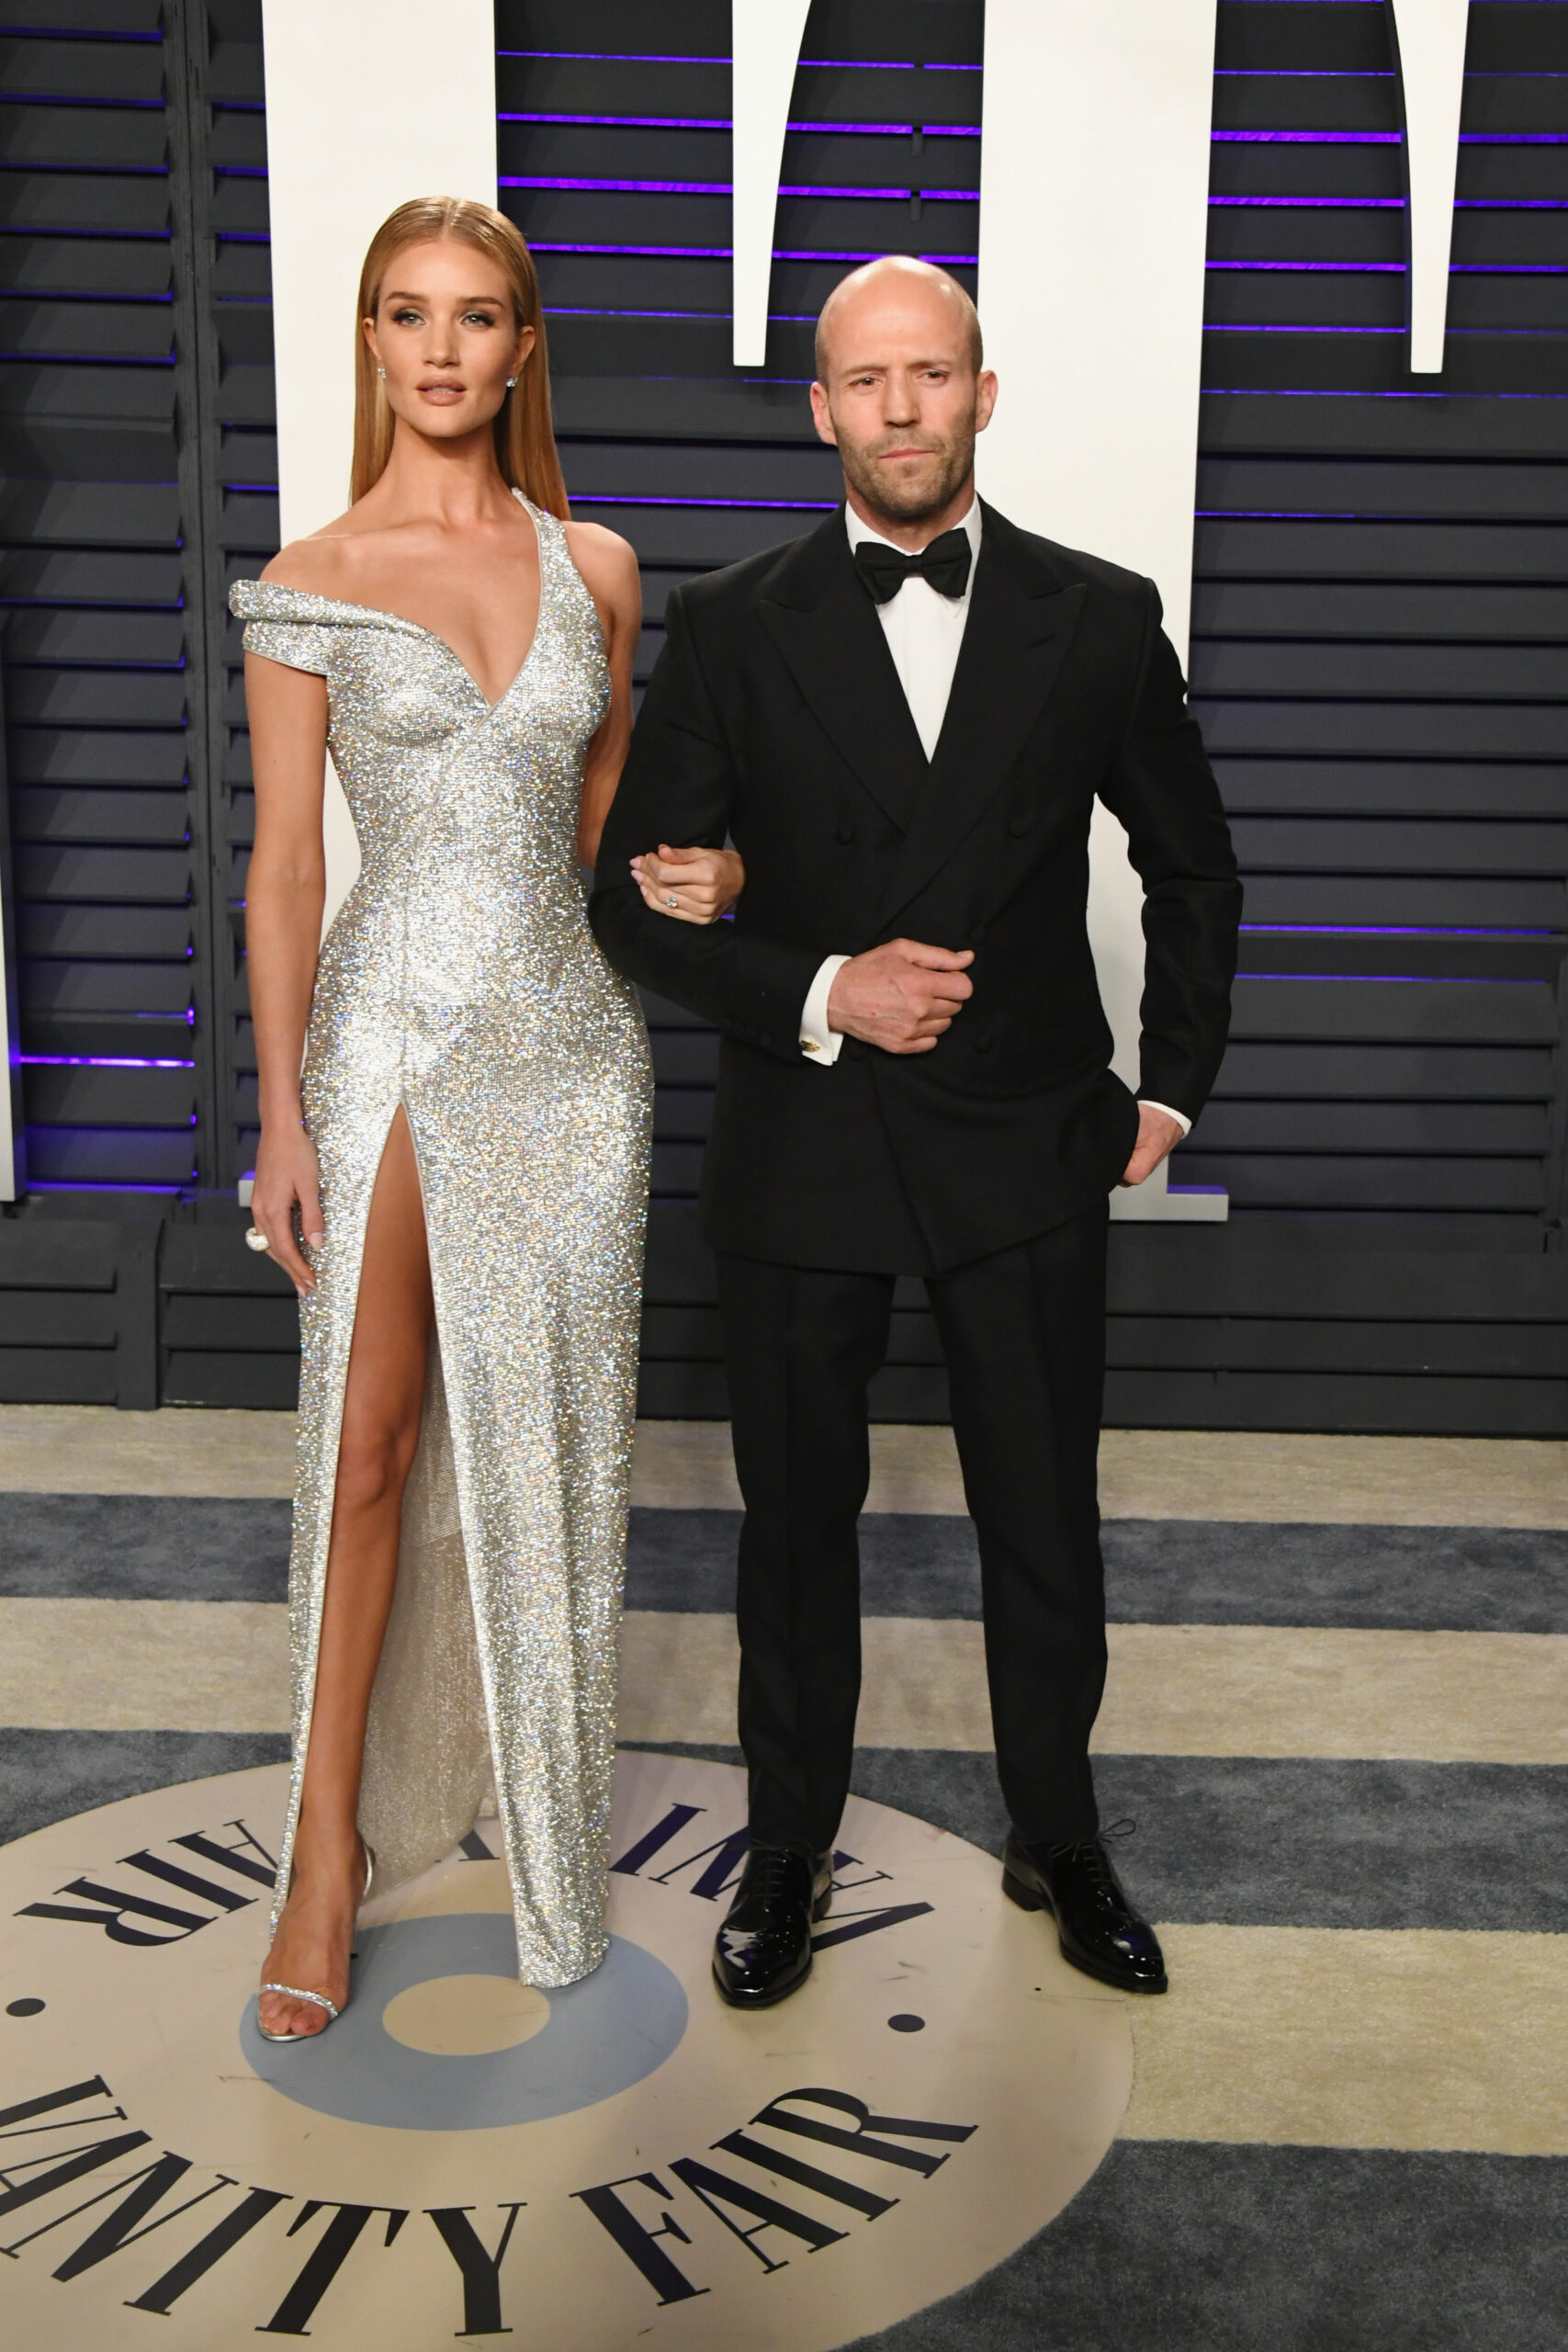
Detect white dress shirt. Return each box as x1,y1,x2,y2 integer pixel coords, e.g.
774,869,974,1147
796,501,1190,1140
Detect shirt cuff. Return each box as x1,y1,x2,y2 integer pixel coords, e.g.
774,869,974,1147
800,955,852,1066
1139,1098,1191,1138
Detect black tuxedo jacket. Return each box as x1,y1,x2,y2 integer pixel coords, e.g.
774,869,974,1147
590,501,1241,1275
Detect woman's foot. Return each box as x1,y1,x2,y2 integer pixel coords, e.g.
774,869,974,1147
257,1828,368,2040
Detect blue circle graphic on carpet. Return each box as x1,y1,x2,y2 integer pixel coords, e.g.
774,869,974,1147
240,1916,687,2130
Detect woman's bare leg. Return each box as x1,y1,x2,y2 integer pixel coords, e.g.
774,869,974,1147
259,1106,433,2038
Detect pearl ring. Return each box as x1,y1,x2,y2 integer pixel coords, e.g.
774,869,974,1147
244,1227,270,1252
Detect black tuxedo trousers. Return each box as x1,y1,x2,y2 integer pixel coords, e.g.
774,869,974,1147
721,1203,1111,1855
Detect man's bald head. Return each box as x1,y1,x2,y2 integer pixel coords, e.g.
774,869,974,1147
809,254,996,542
815,254,983,383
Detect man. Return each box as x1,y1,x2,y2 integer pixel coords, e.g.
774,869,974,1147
592,256,1241,2008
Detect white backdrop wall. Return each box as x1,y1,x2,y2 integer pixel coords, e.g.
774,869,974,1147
976,0,1223,1217
258,0,498,930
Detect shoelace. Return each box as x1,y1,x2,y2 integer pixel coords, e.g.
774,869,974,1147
1049,1819,1136,1899
747,1847,801,1906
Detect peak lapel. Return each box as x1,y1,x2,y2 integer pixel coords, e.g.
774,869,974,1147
759,516,930,834
876,522,1087,932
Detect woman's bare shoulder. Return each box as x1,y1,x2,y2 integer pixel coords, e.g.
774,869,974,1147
261,506,395,601
563,517,640,604
260,525,358,600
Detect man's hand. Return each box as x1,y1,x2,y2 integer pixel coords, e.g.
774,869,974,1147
1120,1102,1186,1187
827,939,975,1055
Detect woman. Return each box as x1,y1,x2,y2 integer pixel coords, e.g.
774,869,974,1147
236,197,739,2040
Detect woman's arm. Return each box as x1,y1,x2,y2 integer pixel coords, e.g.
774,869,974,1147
629,842,745,924
244,650,329,1295
566,521,643,866
567,521,745,921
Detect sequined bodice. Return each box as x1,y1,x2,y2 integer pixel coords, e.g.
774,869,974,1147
232,499,612,1013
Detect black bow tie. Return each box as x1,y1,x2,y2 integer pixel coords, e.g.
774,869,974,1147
853,527,974,605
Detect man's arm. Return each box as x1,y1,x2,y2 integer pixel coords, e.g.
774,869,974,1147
1100,583,1244,1125
590,590,821,1059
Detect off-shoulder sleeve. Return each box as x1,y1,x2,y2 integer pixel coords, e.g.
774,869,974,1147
229,579,335,678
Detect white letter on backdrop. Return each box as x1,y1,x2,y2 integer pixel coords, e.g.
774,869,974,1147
731,0,812,368
1388,0,1472,375
977,0,1224,1218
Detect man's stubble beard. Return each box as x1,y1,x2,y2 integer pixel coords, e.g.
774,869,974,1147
834,407,977,530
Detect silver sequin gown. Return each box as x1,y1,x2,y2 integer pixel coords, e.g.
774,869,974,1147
231,499,652,1986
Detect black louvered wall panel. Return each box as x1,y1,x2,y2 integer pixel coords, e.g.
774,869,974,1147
1,0,1563,1427
503,0,1568,1432
162,0,290,1404
0,0,208,1204
207,0,272,1202
1171,0,1568,1406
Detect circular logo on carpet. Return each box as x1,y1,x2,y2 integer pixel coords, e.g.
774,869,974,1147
0,1752,1132,2348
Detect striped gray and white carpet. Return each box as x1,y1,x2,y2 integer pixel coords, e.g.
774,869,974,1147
0,1410,1562,2349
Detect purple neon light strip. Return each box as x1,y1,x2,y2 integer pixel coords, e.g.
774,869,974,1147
1208,260,1405,272
571,495,836,511
1213,130,1403,143
0,351,175,368
1203,325,1406,334
1240,926,1551,940
3,91,164,108
547,306,845,322
1213,130,1568,146
799,59,980,72
499,175,976,200
1236,973,1539,986
1203,390,1568,398
498,111,978,136
1211,199,1568,211
28,1181,189,1195
1208,260,1563,274
791,183,973,201
536,248,977,266
1211,196,1406,208
20,1055,196,1069
1206,325,1562,335
499,47,728,62
502,175,724,194
495,51,980,69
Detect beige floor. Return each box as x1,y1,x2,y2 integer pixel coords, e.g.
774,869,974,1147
0,1406,1562,1524
1122,1924,1568,2155
6,1599,1563,1767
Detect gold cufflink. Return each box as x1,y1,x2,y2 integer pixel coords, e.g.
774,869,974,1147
802,1039,820,1053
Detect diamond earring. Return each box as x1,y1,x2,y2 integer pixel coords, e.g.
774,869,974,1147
506,376,517,389
378,366,386,379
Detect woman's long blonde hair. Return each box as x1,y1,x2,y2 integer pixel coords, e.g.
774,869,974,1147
350,197,569,516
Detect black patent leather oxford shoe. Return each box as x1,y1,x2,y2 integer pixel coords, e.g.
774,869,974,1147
1002,1831,1168,1995
712,1844,832,2008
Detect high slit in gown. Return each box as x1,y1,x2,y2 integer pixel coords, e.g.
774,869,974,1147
231,497,652,1986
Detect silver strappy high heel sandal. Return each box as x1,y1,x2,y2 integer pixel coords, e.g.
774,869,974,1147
256,1840,374,2044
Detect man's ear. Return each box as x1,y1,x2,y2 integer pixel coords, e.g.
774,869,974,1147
809,380,839,448
974,370,999,435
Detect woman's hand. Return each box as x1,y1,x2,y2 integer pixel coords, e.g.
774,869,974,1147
631,842,746,925
250,1118,325,1298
